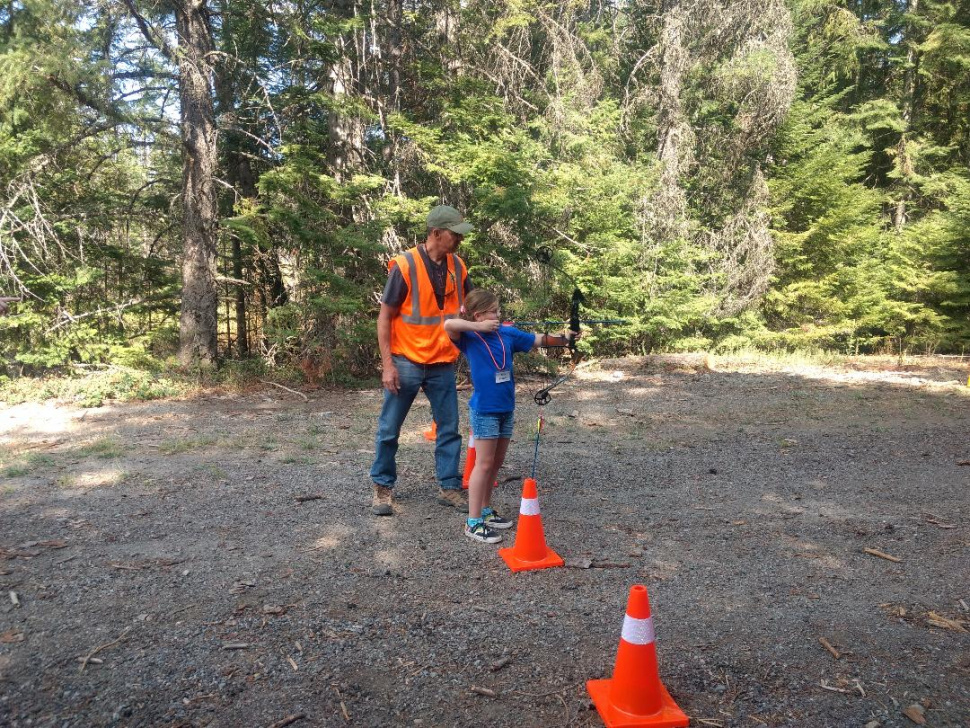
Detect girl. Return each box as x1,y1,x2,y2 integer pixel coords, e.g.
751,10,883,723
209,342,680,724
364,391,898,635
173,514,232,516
444,290,576,543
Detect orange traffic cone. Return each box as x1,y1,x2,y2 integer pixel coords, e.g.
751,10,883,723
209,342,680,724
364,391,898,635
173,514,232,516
498,478,563,572
586,585,689,728
423,421,436,441
461,431,476,489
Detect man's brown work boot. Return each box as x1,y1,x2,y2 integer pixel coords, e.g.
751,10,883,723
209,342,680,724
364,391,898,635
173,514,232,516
437,488,469,513
372,485,394,516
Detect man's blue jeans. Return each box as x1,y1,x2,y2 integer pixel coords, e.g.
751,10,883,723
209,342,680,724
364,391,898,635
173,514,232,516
370,355,462,491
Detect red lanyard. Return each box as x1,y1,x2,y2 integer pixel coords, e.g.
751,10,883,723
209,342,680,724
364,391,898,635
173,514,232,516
472,331,507,370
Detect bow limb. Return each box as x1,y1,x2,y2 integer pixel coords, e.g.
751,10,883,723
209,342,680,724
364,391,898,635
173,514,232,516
534,286,585,406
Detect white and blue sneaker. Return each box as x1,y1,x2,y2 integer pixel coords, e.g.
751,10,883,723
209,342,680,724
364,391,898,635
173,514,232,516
464,519,502,544
482,508,513,530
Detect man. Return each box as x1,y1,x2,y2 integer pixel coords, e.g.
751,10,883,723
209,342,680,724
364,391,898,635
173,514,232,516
369,205,475,516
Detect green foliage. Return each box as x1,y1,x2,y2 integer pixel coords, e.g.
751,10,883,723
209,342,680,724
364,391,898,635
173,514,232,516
1,0,968,383
0,367,186,407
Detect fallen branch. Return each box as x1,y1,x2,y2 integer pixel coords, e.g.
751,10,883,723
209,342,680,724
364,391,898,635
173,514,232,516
818,680,851,694
470,686,497,697
79,627,131,672
864,547,901,563
925,611,968,633
267,714,305,728
818,637,841,659
923,512,956,529
294,494,324,503
332,684,351,722
259,380,309,402
109,562,143,571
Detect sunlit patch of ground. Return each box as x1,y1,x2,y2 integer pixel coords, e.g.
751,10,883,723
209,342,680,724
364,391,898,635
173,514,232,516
59,467,129,491
0,401,96,445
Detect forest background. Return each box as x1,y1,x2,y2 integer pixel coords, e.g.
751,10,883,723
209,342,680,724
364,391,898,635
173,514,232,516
0,0,968,397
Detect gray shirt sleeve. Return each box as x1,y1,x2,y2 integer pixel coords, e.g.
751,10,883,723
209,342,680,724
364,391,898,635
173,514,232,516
381,267,408,308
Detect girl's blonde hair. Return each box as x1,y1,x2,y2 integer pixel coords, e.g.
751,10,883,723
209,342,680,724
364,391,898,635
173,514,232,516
462,289,499,321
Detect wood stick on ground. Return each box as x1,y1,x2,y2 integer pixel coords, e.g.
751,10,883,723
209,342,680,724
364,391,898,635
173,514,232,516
171,602,198,616
818,637,841,659
79,627,132,672
864,547,902,563
470,686,497,697
331,685,351,722
818,680,851,694
109,562,143,571
923,513,956,529
294,494,324,503
259,380,309,402
267,714,305,728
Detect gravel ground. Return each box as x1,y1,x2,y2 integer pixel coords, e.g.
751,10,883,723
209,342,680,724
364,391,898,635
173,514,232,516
1,354,968,728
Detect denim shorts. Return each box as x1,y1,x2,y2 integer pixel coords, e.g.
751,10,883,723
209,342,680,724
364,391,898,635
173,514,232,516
469,408,515,439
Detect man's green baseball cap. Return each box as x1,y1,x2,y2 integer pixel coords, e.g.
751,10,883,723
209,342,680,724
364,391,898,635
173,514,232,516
427,205,473,235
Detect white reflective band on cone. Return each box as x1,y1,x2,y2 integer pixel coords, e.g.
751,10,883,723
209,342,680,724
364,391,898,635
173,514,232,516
621,615,655,645
469,434,475,446
519,498,541,516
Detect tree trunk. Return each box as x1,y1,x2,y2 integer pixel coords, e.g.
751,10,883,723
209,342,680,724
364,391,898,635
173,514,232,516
176,0,219,367
893,0,919,233
328,0,365,181
651,0,691,243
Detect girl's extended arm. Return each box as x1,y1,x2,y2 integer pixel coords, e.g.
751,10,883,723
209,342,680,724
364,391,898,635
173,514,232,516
443,317,500,341
531,330,580,350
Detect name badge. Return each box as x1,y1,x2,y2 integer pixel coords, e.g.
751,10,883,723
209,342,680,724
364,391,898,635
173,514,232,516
495,370,511,383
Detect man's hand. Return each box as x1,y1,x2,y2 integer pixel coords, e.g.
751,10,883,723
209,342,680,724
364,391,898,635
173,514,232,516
382,360,400,395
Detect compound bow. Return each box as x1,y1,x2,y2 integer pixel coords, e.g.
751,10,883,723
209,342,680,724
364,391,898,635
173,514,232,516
515,246,625,406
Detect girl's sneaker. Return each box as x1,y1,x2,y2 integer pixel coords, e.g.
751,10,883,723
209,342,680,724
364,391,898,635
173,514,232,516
482,509,513,530
465,520,502,544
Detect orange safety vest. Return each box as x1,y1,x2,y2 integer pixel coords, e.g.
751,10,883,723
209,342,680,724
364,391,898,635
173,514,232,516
389,246,467,364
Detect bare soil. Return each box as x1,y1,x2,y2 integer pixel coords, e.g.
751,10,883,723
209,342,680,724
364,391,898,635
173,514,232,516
1,354,968,728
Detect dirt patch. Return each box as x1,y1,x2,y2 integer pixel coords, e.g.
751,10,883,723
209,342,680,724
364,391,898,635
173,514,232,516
2,355,969,727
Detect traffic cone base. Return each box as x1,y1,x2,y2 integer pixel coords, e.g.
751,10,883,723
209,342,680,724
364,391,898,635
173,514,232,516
498,477,563,572
498,544,564,572
586,679,688,728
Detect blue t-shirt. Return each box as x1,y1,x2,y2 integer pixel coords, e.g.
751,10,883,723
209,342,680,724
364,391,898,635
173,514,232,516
457,325,536,414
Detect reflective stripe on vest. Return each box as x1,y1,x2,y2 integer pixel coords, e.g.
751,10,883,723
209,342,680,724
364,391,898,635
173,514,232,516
621,615,655,645
399,251,465,325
